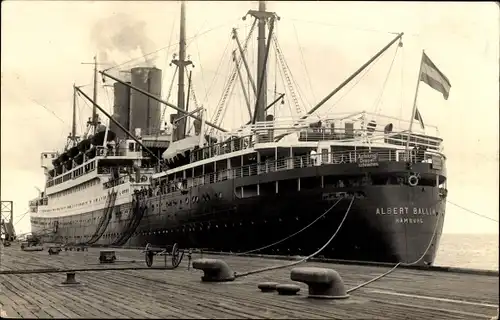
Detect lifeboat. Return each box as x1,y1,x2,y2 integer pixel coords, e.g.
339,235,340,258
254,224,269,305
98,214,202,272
92,129,116,146
74,152,84,165
64,160,73,171
55,165,63,175
52,157,61,167
58,152,69,163
68,146,79,158
78,139,92,152
85,146,96,159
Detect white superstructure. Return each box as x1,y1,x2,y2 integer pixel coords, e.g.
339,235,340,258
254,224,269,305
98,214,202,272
29,139,155,236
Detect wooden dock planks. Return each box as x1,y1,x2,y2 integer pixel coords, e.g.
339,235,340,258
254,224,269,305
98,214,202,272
0,244,498,319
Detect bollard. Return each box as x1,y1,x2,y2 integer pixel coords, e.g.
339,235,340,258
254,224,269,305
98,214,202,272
290,267,348,299
258,282,279,293
192,258,235,282
276,284,300,295
62,272,80,285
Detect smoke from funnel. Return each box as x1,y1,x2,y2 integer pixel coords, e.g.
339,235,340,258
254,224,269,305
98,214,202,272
90,13,158,69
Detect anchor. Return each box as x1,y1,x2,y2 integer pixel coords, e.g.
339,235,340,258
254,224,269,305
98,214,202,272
141,243,185,268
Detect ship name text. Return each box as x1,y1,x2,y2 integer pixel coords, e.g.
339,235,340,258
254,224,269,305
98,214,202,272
375,207,437,216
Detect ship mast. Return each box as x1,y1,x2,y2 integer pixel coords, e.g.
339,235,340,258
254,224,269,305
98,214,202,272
172,1,192,142
255,1,268,123
246,1,277,124
82,55,100,135
72,85,77,141
65,84,79,149
92,55,98,129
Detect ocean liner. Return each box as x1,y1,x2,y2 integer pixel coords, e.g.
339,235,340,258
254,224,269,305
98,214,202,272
29,1,451,265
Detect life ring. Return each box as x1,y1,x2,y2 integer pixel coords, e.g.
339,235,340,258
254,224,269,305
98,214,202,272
408,175,419,187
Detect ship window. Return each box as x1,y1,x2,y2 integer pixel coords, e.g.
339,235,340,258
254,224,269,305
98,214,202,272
129,143,134,151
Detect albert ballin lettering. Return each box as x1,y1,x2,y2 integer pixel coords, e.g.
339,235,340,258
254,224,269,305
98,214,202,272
375,207,437,215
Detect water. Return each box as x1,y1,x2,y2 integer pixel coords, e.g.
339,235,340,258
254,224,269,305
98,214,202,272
435,233,499,271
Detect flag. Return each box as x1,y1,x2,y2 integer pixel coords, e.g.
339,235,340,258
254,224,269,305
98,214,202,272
420,52,451,100
414,107,425,130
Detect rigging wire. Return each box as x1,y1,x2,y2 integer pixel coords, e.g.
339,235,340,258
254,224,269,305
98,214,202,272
202,32,232,106
27,97,67,125
185,19,208,51
292,22,316,105
207,43,235,126
105,19,239,72
194,33,208,105
275,56,296,118
271,33,309,115
12,210,30,227
208,22,257,131
234,196,355,278
322,47,388,115
103,85,113,117
399,40,405,128
1,78,72,133
273,21,279,116
372,43,400,115
288,18,417,37
154,66,178,142
162,16,178,87
447,200,499,223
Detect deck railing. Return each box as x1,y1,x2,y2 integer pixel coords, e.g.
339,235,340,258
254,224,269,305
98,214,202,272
190,129,442,163
156,149,444,192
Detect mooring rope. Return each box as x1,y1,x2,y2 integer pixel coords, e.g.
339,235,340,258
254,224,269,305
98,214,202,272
345,198,444,294
236,198,343,256
447,200,499,223
234,196,355,278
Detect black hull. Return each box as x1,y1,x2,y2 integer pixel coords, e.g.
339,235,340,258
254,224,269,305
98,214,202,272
36,161,447,265
132,185,445,264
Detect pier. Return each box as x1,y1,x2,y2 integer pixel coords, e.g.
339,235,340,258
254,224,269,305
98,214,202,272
0,243,498,319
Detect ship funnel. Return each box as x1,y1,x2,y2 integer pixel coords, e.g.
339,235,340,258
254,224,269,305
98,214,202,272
130,67,163,136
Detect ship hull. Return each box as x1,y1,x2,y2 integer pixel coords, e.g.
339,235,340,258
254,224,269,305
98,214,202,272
33,161,447,265
132,185,445,265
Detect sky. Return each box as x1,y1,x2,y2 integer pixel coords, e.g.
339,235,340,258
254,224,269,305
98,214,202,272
1,1,499,236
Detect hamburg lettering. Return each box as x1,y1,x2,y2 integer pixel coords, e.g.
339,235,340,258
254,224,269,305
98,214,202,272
395,218,424,224
376,207,437,216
